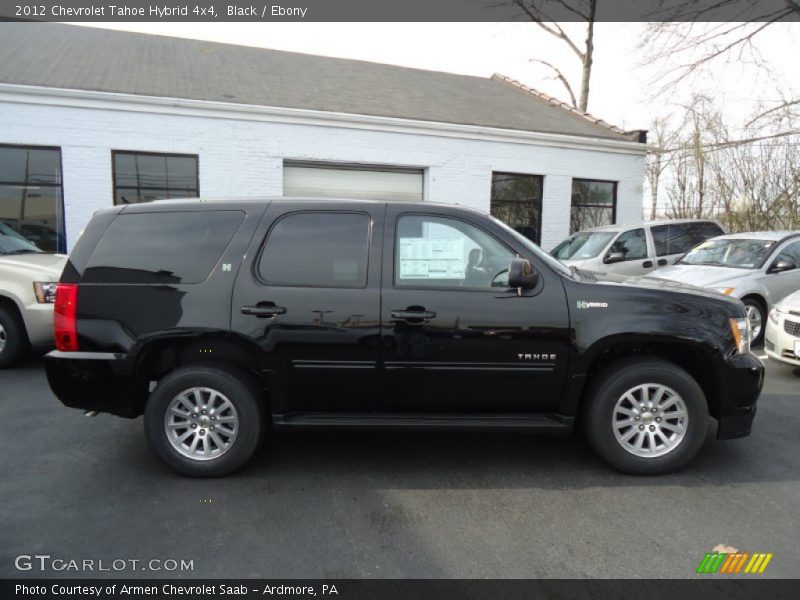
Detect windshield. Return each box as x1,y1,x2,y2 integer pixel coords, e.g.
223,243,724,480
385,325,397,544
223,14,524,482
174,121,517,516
489,216,573,278
679,238,774,269
551,231,616,260
0,223,42,255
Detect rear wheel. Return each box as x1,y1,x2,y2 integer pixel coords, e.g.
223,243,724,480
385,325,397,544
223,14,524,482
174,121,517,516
743,299,765,346
144,364,265,477
583,357,708,475
0,306,27,368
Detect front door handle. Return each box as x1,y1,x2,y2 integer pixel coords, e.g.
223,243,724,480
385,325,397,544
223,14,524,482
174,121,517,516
643,261,654,268
657,259,668,266
390,309,437,322
241,304,287,318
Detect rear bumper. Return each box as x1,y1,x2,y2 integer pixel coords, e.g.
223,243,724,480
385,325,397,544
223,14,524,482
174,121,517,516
45,350,140,418
714,351,763,440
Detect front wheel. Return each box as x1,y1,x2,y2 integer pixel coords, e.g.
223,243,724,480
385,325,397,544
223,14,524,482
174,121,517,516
0,306,27,369
583,357,709,475
144,364,265,477
743,299,765,347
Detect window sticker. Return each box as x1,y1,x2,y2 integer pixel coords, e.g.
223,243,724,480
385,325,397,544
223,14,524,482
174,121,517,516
398,238,466,279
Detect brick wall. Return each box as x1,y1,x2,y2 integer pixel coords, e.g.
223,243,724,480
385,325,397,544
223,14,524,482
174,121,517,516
0,100,645,251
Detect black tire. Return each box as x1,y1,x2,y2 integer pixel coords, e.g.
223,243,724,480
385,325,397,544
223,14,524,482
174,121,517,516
582,357,709,475
743,298,766,347
144,364,266,477
0,305,27,369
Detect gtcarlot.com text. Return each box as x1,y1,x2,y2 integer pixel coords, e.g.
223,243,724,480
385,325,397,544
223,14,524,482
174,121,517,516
14,554,194,573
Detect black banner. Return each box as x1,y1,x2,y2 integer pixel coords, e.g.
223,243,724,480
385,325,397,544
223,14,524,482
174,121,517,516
4,579,800,600
2,0,800,22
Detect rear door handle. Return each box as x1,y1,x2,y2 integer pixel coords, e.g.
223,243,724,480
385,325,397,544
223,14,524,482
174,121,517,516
390,310,437,321
643,261,653,268
241,304,287,318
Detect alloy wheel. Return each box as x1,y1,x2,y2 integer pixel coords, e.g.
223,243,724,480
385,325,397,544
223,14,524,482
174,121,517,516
612,383,688,458
164,387,239,461
746,304,763,341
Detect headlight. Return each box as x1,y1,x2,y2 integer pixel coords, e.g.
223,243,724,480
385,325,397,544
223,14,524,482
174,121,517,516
33,282,58,304
768,306,783,325
729,317,751,354
715,287,735,296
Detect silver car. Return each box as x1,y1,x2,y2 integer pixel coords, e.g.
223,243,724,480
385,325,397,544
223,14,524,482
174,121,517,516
644,231,800,344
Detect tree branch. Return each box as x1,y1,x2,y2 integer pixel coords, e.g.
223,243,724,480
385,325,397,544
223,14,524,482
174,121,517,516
746,99,800,127
513,1,584,58
529,59,578,107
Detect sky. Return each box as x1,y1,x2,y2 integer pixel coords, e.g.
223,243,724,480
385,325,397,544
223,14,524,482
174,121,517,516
69,21,799,133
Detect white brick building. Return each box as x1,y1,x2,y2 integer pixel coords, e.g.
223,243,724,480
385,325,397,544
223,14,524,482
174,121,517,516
0,23,646,254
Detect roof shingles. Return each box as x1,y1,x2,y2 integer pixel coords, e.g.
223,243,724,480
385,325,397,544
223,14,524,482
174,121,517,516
0,23,638,142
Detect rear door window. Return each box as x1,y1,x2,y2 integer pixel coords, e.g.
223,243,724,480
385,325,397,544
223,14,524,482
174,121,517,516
83,210,244,284
257,211,370,288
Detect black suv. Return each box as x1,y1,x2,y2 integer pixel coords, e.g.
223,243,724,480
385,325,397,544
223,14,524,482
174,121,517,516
46,199,763,477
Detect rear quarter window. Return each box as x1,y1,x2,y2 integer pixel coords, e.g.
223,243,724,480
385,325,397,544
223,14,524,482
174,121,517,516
651,222,723,256
82,211,245,284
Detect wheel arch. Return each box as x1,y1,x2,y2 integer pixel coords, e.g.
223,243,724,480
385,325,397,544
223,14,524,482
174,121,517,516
571,338,723,421
131,332,269,416
740,292,768,312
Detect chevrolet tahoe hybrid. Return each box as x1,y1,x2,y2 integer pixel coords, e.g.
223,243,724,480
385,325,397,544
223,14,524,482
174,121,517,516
45,199,764,477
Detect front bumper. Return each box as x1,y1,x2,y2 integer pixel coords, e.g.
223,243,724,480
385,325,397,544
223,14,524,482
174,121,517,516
45,350,140,418
765,317,800,367
714,351,763,440
22,302,55,347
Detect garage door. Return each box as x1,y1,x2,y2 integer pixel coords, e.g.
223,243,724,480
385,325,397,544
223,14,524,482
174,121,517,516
283,164,423,202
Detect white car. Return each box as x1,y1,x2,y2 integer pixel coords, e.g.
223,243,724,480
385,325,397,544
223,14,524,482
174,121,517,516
644,231,800,345
0,225,66,367
765,290,800,368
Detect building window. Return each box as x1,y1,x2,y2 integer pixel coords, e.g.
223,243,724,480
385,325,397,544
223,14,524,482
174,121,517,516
570,179,616,233
0,144,65,253
112,151,199,205
490,172,543,244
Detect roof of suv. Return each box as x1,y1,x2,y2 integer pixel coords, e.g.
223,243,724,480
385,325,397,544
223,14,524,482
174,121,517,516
121,197,489,215
580,218,722,233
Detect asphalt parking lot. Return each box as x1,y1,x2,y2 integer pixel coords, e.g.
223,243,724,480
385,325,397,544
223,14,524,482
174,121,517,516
1,353,798,579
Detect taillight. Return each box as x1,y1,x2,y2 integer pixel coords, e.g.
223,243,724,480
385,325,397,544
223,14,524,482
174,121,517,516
54,283,79,351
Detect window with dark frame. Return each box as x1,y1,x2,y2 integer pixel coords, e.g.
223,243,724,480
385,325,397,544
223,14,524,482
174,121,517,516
490,172,543,244
112,151,199,205
0,144,65,253
570,179,616,233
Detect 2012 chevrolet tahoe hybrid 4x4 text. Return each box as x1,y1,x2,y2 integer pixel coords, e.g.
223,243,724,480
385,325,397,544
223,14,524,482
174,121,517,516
45,199,764,477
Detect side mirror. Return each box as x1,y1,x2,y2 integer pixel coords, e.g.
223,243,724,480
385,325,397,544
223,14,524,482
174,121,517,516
508,258,539,290
604,251,626,264
769,259,796,274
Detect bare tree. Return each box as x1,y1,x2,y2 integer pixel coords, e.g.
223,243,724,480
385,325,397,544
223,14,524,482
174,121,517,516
645,117,681,219
513,0,597,111
650,100,800,231
640,3,799,132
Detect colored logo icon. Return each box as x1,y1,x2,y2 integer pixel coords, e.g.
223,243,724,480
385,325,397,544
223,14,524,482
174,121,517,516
696,551,773,574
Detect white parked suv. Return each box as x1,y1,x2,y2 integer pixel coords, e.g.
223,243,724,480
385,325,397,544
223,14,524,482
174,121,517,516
765,290,800,368
551,219,725,277
0,225,66,367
